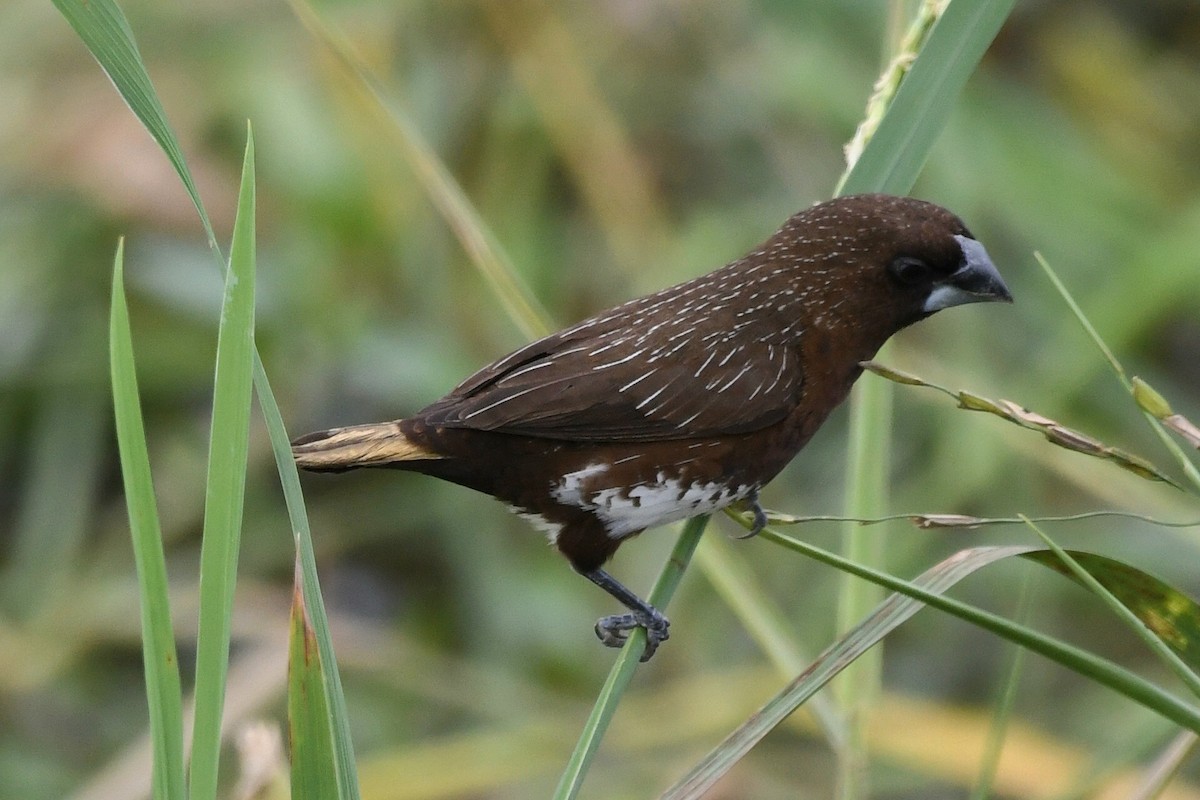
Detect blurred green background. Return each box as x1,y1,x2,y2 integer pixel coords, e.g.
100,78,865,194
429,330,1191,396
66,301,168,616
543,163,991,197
3,0,1200,797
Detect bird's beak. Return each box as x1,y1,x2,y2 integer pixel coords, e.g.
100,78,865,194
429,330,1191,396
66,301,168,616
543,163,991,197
923,235,1013,313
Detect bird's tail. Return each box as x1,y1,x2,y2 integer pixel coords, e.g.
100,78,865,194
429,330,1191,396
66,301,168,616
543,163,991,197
291,421,441,472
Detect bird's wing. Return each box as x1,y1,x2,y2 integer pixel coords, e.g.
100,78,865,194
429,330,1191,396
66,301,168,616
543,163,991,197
418,322,803,442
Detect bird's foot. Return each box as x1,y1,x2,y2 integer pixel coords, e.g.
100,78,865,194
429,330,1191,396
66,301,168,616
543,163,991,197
582,568,671,661
595,608,670,662
734,489,769,539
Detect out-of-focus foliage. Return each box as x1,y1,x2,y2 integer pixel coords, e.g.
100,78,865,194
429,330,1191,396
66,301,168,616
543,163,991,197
2,1,1200,798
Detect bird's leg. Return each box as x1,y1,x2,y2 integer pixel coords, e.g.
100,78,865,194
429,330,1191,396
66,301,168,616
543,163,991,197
582,568,670,662
734,488,769,539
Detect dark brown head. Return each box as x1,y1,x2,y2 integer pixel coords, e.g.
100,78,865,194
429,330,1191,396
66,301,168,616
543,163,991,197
749,194,1011,351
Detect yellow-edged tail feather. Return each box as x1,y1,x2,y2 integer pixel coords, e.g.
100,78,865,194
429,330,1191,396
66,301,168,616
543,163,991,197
291,422,441,471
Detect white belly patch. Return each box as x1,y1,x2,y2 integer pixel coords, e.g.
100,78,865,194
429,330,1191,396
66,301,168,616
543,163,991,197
551,462,752,539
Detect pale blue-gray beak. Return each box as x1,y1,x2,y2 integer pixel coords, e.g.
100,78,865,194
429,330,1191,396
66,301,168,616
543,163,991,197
924,234,1013,312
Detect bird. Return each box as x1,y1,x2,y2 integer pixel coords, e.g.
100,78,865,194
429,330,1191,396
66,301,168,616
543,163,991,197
292,193,1012,660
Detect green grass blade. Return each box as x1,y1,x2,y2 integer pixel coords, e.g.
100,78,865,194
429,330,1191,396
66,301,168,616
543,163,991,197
664,544,1032,800
50,0,219,257
838,0,1018,196
288,560,339,800
759,531,1200,727
664,537,1200,798
109,240,186,800
189,130,257,800
1034,253,1200,492
553,515,709,800
697,529,847,749
1032,253,1127,382
1022,523,1200,694
834,363,891,797
259,354,361,799
55,2,362,790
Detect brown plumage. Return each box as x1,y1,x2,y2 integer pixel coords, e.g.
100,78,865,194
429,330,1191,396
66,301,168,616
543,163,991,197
293,194,1012,660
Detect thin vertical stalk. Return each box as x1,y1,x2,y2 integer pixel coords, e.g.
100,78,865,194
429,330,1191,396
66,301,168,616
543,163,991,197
835,374,892,797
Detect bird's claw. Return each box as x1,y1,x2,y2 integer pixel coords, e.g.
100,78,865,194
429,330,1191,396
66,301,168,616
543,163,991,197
734,490,769,539
595,609,671,662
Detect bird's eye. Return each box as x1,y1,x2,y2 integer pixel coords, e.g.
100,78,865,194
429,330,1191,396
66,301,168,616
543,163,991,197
888,257,933,287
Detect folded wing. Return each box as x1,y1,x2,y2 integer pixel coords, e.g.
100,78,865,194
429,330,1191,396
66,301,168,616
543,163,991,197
419,321,803,442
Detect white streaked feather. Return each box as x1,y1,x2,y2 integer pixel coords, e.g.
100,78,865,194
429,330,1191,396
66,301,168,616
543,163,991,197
634,384,669,410
499,360,556,381
693,350,718,377
618,370,657,392
460,384,544,419
717,362,754,392
590,347,647,371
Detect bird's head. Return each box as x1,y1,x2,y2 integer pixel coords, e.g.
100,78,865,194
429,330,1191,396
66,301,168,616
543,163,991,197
764,194,1012,350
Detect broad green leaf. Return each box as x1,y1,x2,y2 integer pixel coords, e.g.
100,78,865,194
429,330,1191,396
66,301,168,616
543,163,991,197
1023,545,1200,682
